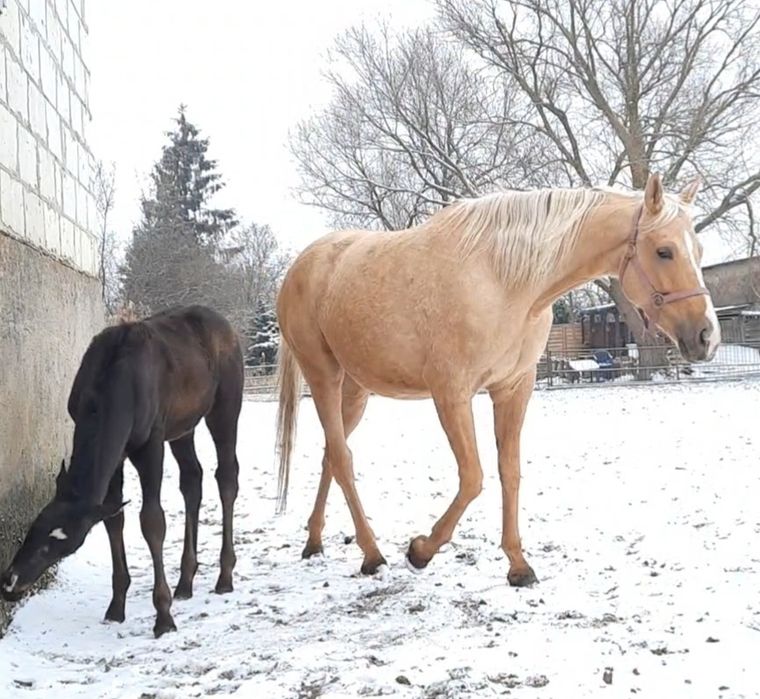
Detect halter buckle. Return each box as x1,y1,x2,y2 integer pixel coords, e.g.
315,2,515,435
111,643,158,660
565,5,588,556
652,292,665,307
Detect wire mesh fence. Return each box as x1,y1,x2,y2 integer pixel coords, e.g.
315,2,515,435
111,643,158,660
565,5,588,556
538,342,760,388
245,342,760,399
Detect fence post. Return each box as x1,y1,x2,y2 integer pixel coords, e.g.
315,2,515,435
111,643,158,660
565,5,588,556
546,348,553,388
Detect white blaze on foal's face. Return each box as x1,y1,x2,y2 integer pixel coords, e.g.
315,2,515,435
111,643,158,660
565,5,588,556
3,573,18,593
683,228,720,357
49,528,68,541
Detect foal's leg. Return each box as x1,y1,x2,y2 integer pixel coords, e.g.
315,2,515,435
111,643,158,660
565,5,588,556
103,463,130,622
170,432,203,600
407,394,483,569
302,377,369,559
490,369,537,587
205,374,242,594
131,436,175,637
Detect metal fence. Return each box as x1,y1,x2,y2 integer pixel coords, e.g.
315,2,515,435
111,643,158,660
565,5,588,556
244,365,278,398
539,342,760,388
244,342,760,399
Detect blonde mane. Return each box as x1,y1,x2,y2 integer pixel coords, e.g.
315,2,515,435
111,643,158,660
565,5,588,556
438,186,688,290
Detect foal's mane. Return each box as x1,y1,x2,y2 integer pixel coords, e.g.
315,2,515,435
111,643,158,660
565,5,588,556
86,322,154,387
436,186,686,290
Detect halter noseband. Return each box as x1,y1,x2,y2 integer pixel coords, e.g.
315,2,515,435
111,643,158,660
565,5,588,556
618,205,709,330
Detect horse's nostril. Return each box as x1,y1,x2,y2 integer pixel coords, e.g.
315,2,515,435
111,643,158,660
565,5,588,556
699,328,711,347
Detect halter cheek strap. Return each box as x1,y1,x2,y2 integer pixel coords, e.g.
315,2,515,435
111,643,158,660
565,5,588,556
618,205,710,330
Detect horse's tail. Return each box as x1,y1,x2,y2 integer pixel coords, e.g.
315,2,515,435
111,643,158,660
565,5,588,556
275,338,303,514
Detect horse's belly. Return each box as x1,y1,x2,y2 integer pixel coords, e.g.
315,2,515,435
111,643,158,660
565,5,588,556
333,345,431,399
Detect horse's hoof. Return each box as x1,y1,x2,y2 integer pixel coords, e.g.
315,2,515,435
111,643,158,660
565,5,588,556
154,617,177,638
404,555,424,575
406,538,431,570
360,555,387,576
507,566,538,588
302,543,324,559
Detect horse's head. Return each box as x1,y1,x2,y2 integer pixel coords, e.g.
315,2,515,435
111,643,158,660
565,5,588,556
618,173,719,362
0,462,126,602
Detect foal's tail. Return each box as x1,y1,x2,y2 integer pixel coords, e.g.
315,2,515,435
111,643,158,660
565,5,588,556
275,339,303,514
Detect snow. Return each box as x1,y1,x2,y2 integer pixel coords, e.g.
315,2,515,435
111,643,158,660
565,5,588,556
1,380,760,698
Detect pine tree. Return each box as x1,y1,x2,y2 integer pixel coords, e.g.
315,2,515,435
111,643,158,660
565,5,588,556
121,106,237,313
247,300,280,369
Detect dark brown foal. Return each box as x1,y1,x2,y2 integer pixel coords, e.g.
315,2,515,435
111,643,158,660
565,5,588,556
0,305,244,638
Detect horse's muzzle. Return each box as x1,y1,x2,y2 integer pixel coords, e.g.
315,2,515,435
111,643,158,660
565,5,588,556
677,320,719,363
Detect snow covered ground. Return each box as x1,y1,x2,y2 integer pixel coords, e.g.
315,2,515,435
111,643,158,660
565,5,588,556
1,380,759,698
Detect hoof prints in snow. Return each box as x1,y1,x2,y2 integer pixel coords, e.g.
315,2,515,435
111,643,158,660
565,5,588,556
1,380,760,697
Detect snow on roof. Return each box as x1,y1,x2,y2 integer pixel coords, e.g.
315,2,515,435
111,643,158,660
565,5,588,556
568,358,599,371
714,304,753,313
578,303,615,314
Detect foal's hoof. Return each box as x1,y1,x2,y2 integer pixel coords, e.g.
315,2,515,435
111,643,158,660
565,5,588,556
406,536,432,570
360,555,388,576
214,578,234,595
104,604,125,624
302,542,324,559
153,617,177,639
174,582,193,600
507,566,538,588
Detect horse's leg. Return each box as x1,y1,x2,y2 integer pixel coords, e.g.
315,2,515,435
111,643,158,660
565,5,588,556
407,394,483,569
204,369,242,594
490,369,537,587
303,376,369,558
131,436,175,637
169,432,203,600
307,372,385,575
103,462,130,622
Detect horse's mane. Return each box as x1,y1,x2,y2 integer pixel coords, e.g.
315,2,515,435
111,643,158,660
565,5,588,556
433,186,688,290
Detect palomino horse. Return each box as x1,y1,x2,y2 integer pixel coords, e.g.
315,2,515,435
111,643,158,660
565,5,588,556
0,306,243,637
275,174,719,586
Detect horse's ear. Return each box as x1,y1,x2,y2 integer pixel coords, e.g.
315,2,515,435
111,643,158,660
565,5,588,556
55,460,68,497
644,172,664,215
679,177,701,205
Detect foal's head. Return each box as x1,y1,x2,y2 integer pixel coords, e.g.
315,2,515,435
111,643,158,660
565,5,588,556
617,174,719,362
0,463,125,602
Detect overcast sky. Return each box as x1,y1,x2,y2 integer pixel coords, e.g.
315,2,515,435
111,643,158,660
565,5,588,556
85,0,731,265
86,0,433,254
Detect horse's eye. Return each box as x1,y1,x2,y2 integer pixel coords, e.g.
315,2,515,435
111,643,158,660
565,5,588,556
657,247,674,260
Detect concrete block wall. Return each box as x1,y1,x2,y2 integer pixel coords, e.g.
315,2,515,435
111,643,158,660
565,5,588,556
0,0,97,275
0,0,103,634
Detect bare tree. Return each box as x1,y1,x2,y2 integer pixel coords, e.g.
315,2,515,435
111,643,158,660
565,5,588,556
93,161,120,314
292,24,546,230
221,223,291,360
439,0,760,342
293,2,760,355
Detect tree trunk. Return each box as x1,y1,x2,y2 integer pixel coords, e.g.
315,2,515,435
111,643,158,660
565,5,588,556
607,279,669,380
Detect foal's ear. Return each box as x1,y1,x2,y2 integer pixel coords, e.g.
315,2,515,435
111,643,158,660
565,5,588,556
55,460,68,497
644,172,664,215
92,500,130,522
679,177,701,205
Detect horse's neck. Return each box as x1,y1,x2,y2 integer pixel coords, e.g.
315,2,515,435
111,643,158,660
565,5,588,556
530,196,638,313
